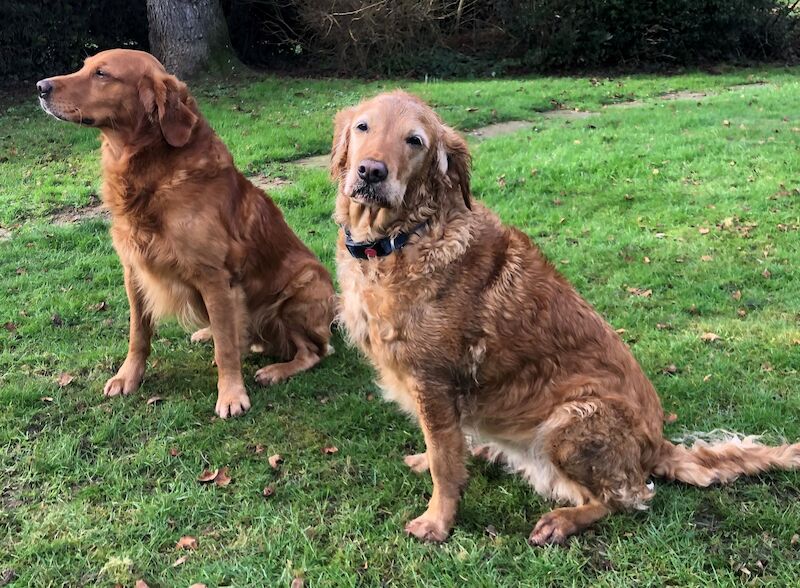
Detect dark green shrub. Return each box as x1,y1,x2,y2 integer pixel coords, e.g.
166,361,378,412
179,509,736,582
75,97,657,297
0,0,148,82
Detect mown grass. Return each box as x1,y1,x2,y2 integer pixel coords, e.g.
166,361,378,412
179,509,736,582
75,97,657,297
1,67,799,586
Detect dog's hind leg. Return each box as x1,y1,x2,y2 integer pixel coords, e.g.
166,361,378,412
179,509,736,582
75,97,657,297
254,330,325,386
524,398,655,545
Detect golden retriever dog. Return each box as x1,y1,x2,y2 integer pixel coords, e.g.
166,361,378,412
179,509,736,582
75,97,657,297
38,49,334,418
332,91,800,544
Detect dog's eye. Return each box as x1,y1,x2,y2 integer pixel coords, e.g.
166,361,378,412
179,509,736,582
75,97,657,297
406,135,423,147
355,122,368,132
95,69,106,78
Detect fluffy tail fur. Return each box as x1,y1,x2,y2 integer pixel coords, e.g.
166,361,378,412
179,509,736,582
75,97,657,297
653,431,800,487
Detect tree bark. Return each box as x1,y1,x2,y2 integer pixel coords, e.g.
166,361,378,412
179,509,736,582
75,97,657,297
146,0,238,79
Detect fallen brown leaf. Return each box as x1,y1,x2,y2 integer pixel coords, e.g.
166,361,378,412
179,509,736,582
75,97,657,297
57,372,74,387
197,468,219,483
737,309,747,317
791,533,799,545
465,107,478,112
146,396,164,405
698,227,710,235
627,287,652,298
189,584,208,588
656,323,671,330
51,313,63,327
3,321,16,332
262,485,275,498
93,300,109,312
732,290,742,300
268,454,284,469
322,446,339,455
172,555,188,567
700,255,713,262
665,412,678,424
291,578,305,588
134,581,150,588
662,364,678,376
643,256,650,264
615,328,626,335
214,466,232,487
41,396,54,403
762,268,771,279
700,332,721,342
254,444,265,454
703,374,713,382
169,447,181,457
176,536,198,550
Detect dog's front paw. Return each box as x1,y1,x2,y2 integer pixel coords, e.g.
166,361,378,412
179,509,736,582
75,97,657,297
403,452,429,474
103,362,144,397
215,385,251,419
405,512,451,543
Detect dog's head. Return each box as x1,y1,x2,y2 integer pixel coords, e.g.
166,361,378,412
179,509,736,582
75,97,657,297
36,49,198,147
331,91,471,215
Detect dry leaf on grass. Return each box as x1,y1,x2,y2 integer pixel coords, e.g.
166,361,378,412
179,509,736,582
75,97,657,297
322,446,339,455
700,255,713,262
627,287,652,298
665,412,678,424
703,374,713,382
700,332,721,342
662,364,678,376
253,444,265,454
197,469,219,483
134,581,150,588
698,227,710,234
41,396,54,403
51,313,63,327
3,321,16,332
172,555,188,567
189,584,208,588
291,578,305,588
262,485,275,498
732,290,742,300
268,454,284,469
214,467,232,487
57,372,74,387
762,268,771,279
93,300,109,312
176,536,198,550
146,396,164,405
169,447,180,457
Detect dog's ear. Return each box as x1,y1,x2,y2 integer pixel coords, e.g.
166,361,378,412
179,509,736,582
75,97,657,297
330,107,355,180
436,125,472,210
138,73,198,147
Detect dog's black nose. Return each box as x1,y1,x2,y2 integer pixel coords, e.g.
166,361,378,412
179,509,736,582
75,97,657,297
37,79,53,98
357,159,388,184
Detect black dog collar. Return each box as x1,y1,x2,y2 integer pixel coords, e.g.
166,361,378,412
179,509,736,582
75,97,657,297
344,222,427,260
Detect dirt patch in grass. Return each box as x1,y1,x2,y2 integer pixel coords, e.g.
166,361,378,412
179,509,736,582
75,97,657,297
50,196,108,225
728,82,770,91
660,91,707,101
294,153,331,169
0,227,11,241
541,110,598,120
604,100,646,109
250,174,293,192
469,120,536,139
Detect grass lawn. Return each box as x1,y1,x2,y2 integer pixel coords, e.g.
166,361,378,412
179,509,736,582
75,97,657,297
2,66,800,586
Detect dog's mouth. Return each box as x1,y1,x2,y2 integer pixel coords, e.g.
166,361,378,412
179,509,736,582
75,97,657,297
349,181,391,208
39,99,95,126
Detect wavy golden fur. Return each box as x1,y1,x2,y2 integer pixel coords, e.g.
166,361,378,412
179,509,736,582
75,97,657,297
39,49,334,418
332,91,800,544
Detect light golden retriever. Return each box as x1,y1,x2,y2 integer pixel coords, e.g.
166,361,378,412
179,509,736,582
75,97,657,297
332,91,800,544
38,49,334,418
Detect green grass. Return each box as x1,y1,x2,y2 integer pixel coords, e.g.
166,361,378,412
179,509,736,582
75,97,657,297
2,67,800,586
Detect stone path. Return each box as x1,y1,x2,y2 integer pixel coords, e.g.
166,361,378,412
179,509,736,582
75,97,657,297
2,79,767,233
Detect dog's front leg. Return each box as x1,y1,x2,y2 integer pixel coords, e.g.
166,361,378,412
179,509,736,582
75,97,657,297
197,278,250,419
104,265,152,397
405,386,467,543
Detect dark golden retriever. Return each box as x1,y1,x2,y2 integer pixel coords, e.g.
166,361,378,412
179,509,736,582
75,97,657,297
332,91,800,544
38,49,334,418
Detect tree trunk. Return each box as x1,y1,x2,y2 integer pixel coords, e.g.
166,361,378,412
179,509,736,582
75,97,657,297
146,0,238,79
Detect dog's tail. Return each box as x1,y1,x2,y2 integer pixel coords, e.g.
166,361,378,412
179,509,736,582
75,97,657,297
653,431,800,487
